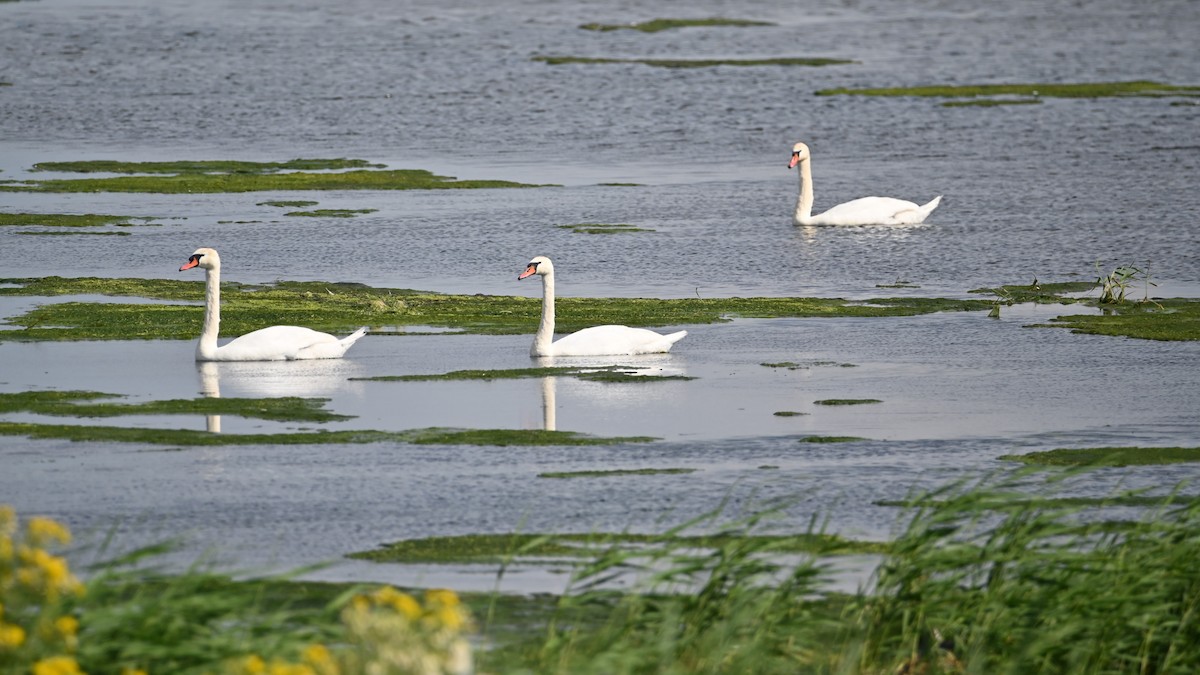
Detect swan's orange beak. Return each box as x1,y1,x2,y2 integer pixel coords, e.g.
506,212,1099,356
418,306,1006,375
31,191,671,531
180,256,200,271
788,152,800,169
518,263,538,280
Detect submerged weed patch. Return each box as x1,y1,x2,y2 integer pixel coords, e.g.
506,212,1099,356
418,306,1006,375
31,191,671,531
0,422,655,447
814,398,882,406
0,212,155,228
816,80,1200,99
0,276,997,342
1,162,549,193
352,365,693,383
579,17,774,32
283,208,378,218
534,55,853,68
30,158,385,174
0,390,350,422
1036,298,1200,341
1001,446,1200,466
258,200,319,207
799,435,867,443
538,468,697,479
557,222,653,234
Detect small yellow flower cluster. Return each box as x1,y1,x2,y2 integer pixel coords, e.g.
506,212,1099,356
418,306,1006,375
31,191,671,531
222,587,473,675
1,506,87,675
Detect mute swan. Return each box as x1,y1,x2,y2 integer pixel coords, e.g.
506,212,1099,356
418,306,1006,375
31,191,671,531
179,247,367,362
518,256,687,357
789,141,942,226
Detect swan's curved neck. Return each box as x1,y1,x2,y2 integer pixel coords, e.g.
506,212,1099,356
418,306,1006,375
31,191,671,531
198,266,221,360
794,158,814,225
533,271,555,356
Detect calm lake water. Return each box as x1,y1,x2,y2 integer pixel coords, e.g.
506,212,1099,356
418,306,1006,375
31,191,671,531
1,0,1198,590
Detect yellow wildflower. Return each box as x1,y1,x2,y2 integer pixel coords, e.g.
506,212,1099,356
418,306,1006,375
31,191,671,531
32,655,85,675
240,655,267,674
372,587,422,620
26,517,72,546
301,643,340,675
0,505,15,537
0,621,27,649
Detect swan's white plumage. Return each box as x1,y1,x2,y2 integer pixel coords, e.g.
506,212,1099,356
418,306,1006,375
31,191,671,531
180,247,367,362
789,141,941,226
518,256,687,357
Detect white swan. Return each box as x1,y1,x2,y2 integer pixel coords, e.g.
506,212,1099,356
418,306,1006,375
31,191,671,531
789,141,942,226
518,256,687,357
179,247,367,362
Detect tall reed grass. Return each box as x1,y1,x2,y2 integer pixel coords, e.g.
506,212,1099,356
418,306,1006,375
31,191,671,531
3,469,1196,674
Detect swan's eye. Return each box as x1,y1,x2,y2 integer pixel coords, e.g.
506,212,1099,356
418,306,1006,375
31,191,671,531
191,254,202,262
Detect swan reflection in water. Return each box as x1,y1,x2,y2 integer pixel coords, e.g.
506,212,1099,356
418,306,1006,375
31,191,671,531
541,375,556,431
198,361,221,433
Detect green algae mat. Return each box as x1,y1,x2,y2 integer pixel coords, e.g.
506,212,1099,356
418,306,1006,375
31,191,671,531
0,158,549,193
1,277,1196,342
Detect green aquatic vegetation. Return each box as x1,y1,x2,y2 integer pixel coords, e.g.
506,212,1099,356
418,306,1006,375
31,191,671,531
538,468,697,479
772,411,806,417
0,276,999,342
579,17,775,32
969,279,1095,303
558,222,653,234
283,208,377,218
348,530,885,564
258,200,319,207
0,212,153,228
875,280,920,288
813,398,881,406
0,422,655,447
17,230,131,236
1000,446,1200,466
352,365,692,383
876,493,1197,509
533,55,854,68
816,80,1200,99
798,435,867,443
941,98,1042,107
0,169,548,194
29,158,384,174
0,389,350,422
1037,298,1200,341
762,360,857,370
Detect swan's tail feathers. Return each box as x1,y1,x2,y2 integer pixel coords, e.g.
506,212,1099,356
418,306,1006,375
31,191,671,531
920,195,943,217
342,326,369,345
664,330,688,347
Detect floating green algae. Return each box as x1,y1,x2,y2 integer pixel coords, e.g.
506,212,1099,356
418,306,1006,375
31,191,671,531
0,276,997,342
538,468,697,479
0,422,655,447
347,530,885,564
941,99,1042,108
798,436,868,443
1000,446,1200,467
558,223,653,234
579,17,775,32
0,212,154,228
0,390,350,422
16,230,131,236
772,411,807,417
533,56,853,68
762,360,857,370
283,209,378,218
0,166,549,194
352,365,694,383
1034,299,1200,341
258,200,319,208
814,399,881,406
816,80,1200,99
30,158,384,174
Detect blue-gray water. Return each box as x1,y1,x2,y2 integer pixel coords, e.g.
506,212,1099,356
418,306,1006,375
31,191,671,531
1,0,1198,590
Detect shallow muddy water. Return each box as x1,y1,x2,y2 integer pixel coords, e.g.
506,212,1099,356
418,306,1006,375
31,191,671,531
1,0,1199,590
